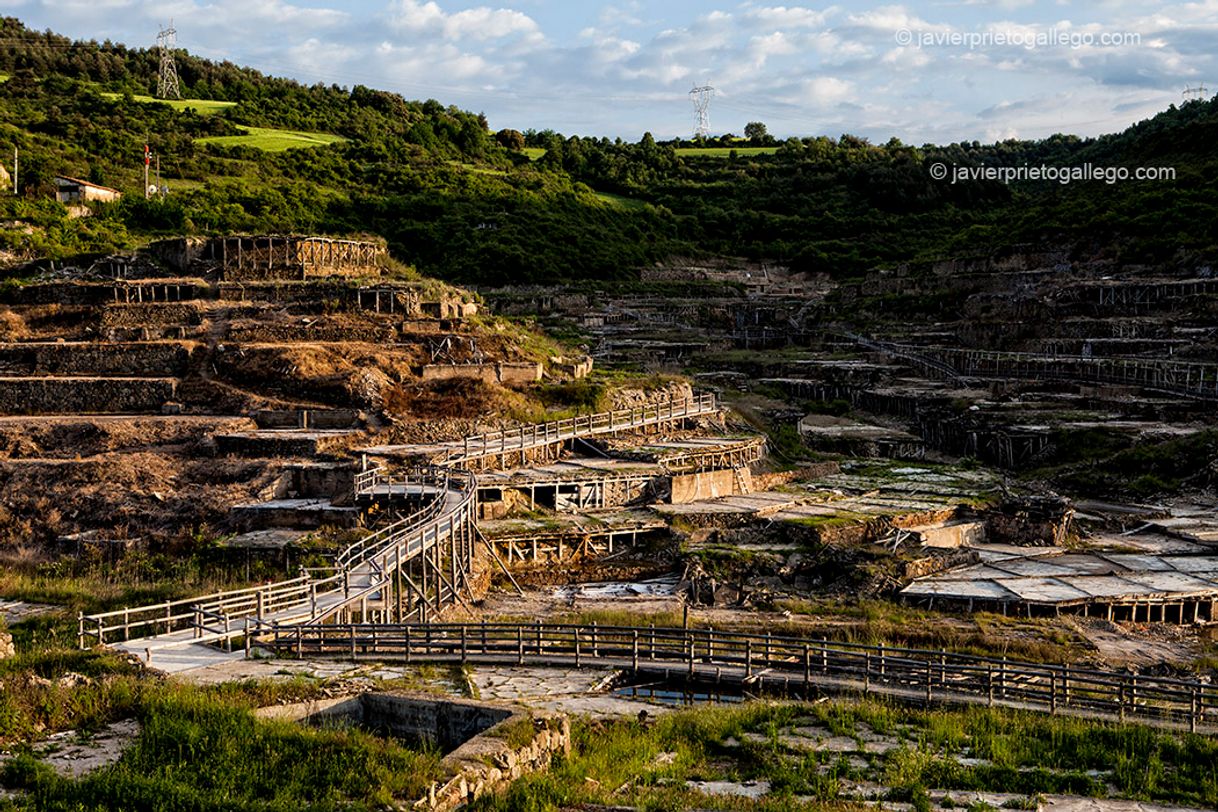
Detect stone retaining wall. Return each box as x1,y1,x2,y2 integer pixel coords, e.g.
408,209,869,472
0,377,178,414
253,409,364,430
420,362,543,386
257,692,569,812
100,303,205,328
0,342,195,376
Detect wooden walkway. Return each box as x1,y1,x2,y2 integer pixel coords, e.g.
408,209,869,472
363,394,721,469
80,396,720,668
259,622,1218,734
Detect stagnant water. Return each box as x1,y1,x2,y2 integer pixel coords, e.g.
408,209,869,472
611,675,749,707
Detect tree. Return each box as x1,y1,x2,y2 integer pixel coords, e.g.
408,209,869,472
744,121,768,142
495,128,525,151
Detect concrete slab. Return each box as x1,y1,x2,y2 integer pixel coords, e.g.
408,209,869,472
1160,556,1218,574
994,577,1091,603
1124,571,1218,595
1099,554,1175,572
1064,576,1153,599
906,548,1218,609
902,579,1019,600
989,559,1080,578
220,529,311,550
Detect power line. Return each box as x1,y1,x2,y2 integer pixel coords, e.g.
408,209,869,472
156,22,181,100
689,84,714,138
1183,84,1208,103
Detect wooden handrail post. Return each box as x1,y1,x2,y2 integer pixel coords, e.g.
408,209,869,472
925,655,932,703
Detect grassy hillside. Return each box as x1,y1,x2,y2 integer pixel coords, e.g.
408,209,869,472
0,16,1216,285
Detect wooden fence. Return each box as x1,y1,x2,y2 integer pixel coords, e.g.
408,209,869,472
449,394,720,464
257,622,1218,733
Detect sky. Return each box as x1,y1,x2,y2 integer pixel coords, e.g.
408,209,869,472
2,0,1216,144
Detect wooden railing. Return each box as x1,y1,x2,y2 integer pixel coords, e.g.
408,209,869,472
338,466,455,572
352,463,445,498
257,622,1218,733
850,334,1218,401
449,394,719,463
77,576,318,648
79,394,717,650
78,467,476,648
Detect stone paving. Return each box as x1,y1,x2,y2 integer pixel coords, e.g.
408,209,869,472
472,665,670,718
0,599,58,626
176,657,461,694
0,719,140,779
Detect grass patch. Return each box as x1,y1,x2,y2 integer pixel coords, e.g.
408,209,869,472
592,190,650,211
198,125,346,152
484,715,538,750
521,147,546,160
98,92,236,115
476,699,1218,810
676,146,779,157
1,684,447,811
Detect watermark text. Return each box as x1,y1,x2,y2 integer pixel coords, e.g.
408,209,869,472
929,163,1175,185
895,27,1141,50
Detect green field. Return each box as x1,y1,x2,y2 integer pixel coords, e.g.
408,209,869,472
197,125,347,152
99,92,236,115
523,146,777,159
594,190,649,210
675,146,779,156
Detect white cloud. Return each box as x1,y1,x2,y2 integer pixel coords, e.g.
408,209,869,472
6,0,1218,141
389,0,541,42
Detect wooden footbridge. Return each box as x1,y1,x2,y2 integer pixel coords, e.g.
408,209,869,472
259,621,1218,734
363,393,721,469
79,395,721,669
